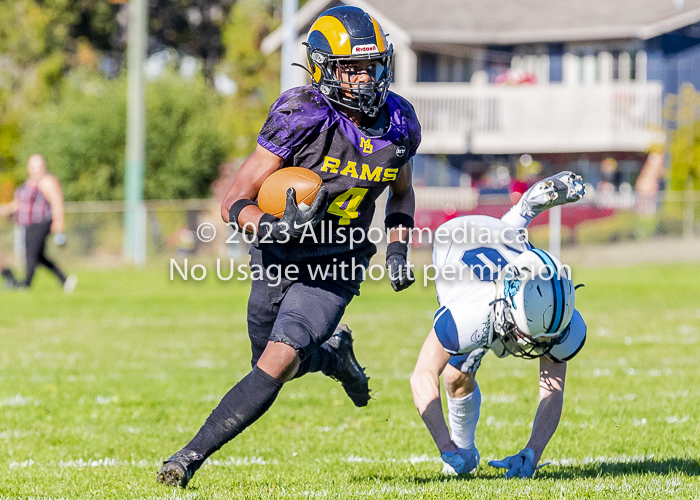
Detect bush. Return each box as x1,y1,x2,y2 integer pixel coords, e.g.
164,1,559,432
525,224,575,249
577,213,646,244
573,211,693,245
17,69,228,201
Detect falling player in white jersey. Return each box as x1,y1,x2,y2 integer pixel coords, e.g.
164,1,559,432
410,171,587,479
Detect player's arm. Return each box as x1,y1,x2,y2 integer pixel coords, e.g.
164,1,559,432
488,357,566,478
410,329,456,453
527,357,566,465
221,145,328,240
0,198,19,217
220,144,284,228
386,159,415,243
410,329,479,474
385,160,415,291
39,175,65,234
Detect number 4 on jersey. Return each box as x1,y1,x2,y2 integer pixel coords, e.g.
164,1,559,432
327,187,368,225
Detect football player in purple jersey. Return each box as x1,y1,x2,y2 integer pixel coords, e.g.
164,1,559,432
157,5,420,488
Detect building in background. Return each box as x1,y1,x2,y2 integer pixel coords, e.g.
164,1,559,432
263,0,700,194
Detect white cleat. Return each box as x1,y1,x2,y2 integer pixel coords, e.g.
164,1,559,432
520,171,585,218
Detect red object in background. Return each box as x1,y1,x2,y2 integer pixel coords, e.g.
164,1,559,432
494,69,537,85
509,179,528,204
510,179,529,194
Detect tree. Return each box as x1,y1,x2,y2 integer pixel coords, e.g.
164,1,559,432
0,0,120,181
217,0,281,158
666,83,700,191
146,0,235,73
17,69,227,201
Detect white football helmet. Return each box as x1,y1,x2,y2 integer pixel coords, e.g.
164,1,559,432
491,249,575,359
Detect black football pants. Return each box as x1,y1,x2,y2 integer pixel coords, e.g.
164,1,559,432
246,272,355,368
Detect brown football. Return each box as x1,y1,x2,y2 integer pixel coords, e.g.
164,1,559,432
258,167,323,218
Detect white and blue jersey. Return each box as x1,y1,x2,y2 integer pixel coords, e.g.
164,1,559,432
431,215,586,372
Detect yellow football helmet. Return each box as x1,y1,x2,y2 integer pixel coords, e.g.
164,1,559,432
305,6,393,117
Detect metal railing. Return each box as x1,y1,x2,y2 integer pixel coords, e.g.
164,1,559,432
394,82,664,154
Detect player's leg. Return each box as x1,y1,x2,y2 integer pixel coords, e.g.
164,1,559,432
157,273,282,487
246,273,280,368
442,350,486,467
501,171,585,228
157,281,352,487
157,350,290,487
296,322,371,407
292,254,372,406
269,280,354,378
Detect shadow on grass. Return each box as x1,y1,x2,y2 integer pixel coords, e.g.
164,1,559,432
350,458,700,484
351,471,478,485
538,457,700,480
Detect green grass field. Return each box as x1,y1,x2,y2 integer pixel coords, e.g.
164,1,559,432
1,261,699,499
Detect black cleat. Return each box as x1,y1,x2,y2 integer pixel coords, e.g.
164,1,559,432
156,450,203,488
326,324,371,407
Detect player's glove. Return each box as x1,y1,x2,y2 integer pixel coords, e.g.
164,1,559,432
488,447,536,479
258,186,329,243
519,171,585,219
386,241,414,292
441,447,479,475
53,233,67,247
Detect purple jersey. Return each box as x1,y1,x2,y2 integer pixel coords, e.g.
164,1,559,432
257,85,421,261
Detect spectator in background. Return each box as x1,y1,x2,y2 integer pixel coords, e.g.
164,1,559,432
0,155,77,292
635,151,665,215
599,157,618,192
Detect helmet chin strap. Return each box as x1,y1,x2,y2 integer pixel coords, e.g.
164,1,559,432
292,62,314,78
335,89,380,117
359,99,379,117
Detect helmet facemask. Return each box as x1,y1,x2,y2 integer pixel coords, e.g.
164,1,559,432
492,298,556,359
307,47,394,117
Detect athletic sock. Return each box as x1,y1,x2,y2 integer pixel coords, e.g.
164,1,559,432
184,365,283,460
446,382,481,450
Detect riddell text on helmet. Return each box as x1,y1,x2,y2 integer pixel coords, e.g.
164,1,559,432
351,44,379,54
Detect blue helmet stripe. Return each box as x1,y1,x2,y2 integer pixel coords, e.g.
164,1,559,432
531,249,565,334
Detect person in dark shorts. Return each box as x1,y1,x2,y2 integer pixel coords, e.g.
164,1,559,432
0,154,77,292
157,5,421,488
